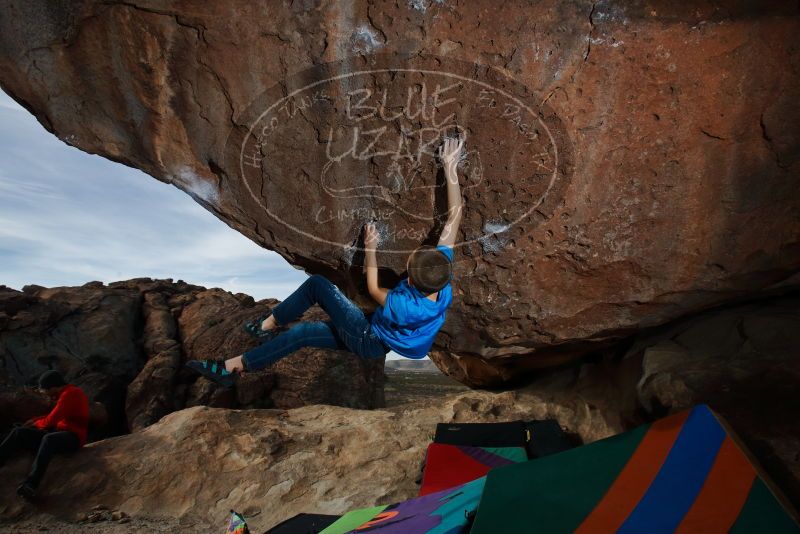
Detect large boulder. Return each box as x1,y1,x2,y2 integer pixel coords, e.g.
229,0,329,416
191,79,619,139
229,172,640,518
0,1,798,387
0,279,386,437
124,291,183,432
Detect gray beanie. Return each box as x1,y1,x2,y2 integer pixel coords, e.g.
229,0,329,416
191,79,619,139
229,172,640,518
38,370,66,390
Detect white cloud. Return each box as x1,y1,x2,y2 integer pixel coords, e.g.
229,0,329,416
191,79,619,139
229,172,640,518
0,89,306,300
0,91,26,112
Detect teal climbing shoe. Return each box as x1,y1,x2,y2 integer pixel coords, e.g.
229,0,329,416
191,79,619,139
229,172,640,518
185,359,236,389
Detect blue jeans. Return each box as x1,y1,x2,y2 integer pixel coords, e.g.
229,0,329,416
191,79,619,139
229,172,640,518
242,275,389,371
0,426,80,488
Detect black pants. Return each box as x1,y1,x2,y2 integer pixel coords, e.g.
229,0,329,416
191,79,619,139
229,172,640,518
0,426,80,487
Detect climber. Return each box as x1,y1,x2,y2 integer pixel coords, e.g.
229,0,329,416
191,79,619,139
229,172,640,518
0,370,89,500
185,135,465,388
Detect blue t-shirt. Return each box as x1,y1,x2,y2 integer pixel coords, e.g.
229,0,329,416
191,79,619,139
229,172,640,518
370,245,454,359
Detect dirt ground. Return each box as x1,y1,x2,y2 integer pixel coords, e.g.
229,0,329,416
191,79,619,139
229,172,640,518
0,515,194,533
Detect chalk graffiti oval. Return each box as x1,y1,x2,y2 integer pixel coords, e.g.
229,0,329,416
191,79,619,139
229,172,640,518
225,54,573,264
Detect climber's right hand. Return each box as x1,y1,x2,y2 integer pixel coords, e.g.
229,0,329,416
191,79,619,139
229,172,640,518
364,222,379,251
438,135,465,170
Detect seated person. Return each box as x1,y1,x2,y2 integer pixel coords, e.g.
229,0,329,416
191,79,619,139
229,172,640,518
0,370,89,499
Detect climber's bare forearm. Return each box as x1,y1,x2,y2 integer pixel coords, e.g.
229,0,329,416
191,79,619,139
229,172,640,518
365,248,388,306
439,212,462,248
439,163,463,248
444,164,462,212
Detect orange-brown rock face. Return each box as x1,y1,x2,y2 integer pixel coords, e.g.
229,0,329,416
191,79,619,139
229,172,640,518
1,1,798,386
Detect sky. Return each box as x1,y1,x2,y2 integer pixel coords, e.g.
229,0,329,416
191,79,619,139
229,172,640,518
0,89,308,301
0,89,408,360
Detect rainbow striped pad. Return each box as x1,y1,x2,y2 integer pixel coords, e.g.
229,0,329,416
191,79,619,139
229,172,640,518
471,405,799,533
419,444,527,496
321,477,485,534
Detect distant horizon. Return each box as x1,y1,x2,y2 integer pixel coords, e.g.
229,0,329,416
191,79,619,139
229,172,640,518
0,89,414,361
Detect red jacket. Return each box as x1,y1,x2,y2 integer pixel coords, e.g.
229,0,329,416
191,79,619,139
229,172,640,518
32,384,89,446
